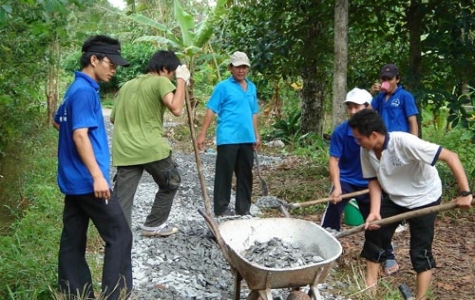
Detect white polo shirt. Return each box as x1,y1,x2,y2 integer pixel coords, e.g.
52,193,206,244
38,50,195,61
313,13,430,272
361,131,443,208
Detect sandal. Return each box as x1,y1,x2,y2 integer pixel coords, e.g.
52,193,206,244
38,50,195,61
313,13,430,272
383,259,399,276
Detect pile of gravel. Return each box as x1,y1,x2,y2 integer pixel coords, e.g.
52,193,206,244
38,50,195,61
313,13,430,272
103,114,346,300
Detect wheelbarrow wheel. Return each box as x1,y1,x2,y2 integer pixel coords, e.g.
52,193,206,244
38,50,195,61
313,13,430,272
246,291,260,300
246,290,311,300
286,291,311,300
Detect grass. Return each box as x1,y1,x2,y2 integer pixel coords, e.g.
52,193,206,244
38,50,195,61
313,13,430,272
0,125,107,300
0,126,63,299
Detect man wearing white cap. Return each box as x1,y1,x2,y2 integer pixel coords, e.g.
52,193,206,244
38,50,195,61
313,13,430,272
197,51,260,217
321,88,373,230
321,87,398,276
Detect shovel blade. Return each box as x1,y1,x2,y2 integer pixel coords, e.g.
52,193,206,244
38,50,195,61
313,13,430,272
261,180,269,196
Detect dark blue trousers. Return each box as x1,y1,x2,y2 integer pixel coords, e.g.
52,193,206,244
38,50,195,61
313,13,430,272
58,192,132,300
214,143,254,215
321,182,370,231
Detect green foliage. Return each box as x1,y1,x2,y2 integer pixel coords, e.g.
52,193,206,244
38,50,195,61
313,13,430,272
0,0,93,155
0,127,63,300
292,133,330,161
190,59,221,103
218,0,333,80
425,126,475,198
129,0,228,63
266,111,301,144
446,86,475,138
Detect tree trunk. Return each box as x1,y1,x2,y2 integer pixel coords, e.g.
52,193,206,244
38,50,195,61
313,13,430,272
46,37,60,125
299,17,325,137
300,63,325,136
405,0,424,137
332,0,348,128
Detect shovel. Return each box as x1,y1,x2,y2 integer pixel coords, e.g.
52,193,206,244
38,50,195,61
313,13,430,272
335,199,472,238
254,150,292,217
184,86,212,216
287,189,369,210
259,189,369,210
254,150,269,196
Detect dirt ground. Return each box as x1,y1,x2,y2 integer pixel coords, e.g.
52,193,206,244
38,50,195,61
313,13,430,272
255,156,475,300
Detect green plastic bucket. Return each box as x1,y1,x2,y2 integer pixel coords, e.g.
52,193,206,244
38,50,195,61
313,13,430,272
343,199,364,226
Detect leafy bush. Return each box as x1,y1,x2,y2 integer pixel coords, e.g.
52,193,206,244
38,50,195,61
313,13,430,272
266,110,301,144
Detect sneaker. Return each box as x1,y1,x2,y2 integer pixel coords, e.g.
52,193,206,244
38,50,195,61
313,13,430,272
383,259,399,276
215,207,235,218
396,223,408,233
141,225,178,237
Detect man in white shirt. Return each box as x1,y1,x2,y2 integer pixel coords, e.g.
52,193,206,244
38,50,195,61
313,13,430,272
348,109,472,300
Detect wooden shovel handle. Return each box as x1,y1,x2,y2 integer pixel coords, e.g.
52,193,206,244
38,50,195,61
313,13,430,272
335,199,470,239
185,87,212,216
289,189,369,209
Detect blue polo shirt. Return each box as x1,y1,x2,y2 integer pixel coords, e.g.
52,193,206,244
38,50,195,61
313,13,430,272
329,121,367,187
206,76,259,145
372,85,418,133
54,71,111,195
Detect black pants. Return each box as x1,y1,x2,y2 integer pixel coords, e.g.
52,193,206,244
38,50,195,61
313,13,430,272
361,195,440,273
58,192,132,300
214,143,254,215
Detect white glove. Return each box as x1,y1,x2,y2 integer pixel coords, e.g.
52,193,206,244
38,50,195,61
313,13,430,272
176,65,190,83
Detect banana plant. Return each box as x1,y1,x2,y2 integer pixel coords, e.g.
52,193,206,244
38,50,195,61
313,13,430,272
128,0,228,116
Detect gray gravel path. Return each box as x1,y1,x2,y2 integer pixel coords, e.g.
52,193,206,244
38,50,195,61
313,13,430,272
103,110,345,300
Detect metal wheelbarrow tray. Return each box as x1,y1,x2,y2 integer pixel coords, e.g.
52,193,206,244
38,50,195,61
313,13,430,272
212,216,342,300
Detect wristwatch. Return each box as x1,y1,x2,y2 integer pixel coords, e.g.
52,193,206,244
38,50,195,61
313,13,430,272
458,190,472,197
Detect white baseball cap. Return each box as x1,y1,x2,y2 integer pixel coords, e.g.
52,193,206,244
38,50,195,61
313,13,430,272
344,88,372,105
230,51,250,67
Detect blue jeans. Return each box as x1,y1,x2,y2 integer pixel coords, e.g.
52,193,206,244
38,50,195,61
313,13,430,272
58,192,132,299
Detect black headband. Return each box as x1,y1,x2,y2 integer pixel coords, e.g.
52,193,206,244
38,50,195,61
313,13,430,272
84,44,130,67
85,44,122,55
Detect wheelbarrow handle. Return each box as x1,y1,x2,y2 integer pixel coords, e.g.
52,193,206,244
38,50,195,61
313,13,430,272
198,209,235,268
335,199,470,239
289,189,369,209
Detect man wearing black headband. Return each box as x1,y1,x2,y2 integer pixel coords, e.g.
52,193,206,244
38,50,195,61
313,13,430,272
53,35,132,300
110,50,190,237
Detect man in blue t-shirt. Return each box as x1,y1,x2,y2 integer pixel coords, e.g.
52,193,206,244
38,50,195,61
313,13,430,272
197,51,260,217
53,35,132,300
321,88,372,230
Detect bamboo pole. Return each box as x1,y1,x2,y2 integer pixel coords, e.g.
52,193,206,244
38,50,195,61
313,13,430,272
184,86,212,215
335,199,472,238
288,189,369,209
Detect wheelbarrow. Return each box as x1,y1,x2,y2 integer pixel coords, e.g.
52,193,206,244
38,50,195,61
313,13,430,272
198,209,342,300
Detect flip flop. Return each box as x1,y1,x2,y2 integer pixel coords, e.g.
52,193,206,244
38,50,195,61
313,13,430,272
383,259,399,276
